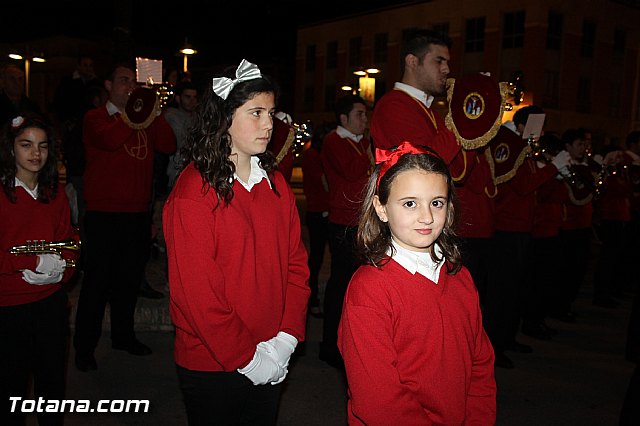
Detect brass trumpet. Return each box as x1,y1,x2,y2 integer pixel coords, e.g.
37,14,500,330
9,239,81,268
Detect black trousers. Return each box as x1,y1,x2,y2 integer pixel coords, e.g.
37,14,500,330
321,223,358,358
484,231,532,353
176,365,282,426
594,219,628,301
558,227,592,313
0,289,68,426
74,211,149,355
305,211,329,307
460,237,493,308
525,235,562,326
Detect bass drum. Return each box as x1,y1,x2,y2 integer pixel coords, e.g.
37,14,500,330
121,87,160,130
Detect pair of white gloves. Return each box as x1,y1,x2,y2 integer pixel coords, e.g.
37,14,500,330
237,331,298,386
21,253,66,285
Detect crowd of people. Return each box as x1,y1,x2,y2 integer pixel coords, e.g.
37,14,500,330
0,27,639,426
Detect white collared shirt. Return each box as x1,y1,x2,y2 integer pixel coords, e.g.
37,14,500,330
15,177,38,200
106,101,121,116
234,156,272,192
336,125,363,142
394,82,434,108
389,239,444,284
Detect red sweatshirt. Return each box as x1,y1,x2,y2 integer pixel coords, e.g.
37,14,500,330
321,130,372,226
0,184,78,306
83,106,176,212
370,89,474,182
163,164,310,371
456,149,496,238
532,171,568,238
302,146,329,213
493,127,559,233
338,261,496,426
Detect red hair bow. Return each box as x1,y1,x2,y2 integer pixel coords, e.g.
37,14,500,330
375,141,430,187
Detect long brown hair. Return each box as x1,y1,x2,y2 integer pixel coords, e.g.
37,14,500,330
357,152,462,273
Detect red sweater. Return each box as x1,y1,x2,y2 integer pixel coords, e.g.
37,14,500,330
163,164,310,371
493,128,559,232
321,130,372,226
597,171,631,222
83,106,176,212
456,149,496,238
0,184,78,306
370,89,474,182
302,146,329,213
338,261,496,426
532,172,568,238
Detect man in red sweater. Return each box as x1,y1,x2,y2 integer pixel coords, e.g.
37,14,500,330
73,63,176,371
320,94,373,368
483,106,570,369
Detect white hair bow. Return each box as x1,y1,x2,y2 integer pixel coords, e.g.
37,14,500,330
212,59,262,100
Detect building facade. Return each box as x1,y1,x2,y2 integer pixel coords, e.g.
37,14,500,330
294,0,640,150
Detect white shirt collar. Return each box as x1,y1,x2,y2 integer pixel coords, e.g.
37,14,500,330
234,156,272,191
389,239,444,284
394,82,434,108
106,101,121,116
14,177,38,199
336,125,363,142
502,120,519,135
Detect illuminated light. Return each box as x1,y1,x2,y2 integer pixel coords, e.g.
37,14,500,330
365,68,380,74
353,70,367,76
341,85,353,91
8,53,23,60
32,56,46,63
180,47,196,55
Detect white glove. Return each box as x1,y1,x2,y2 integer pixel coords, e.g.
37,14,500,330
551,150,571,171
263,332,298,385
22,269,63,285
36,253,66,275
237,343,286,386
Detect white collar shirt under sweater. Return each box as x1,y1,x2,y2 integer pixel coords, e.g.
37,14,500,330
234,156,272,192
389,239,445,284
393,82,434,108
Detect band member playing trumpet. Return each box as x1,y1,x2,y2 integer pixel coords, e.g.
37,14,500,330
0,113,79,425
73,62,176,372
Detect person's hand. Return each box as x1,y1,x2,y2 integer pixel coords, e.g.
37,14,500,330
237,344,286,386
551,150,571,171
263,332,298,385
22,269,63,285
36,253,66,275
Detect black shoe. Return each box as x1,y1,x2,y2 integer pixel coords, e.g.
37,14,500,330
522,323,552,340
593,297,619,308
494,352,514,369
112,339,152,356
505,341,533,354
550,311,576,323
139,280,164,299
75,352,97,372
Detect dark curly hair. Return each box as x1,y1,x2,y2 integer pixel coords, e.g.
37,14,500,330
180,68,279,206
0,113,59,203
357,150,462,274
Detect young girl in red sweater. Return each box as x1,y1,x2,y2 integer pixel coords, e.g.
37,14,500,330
0,114,78,425
163,59,310,425
338,141,496,425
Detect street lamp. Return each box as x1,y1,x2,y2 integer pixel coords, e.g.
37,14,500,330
8,51,46,97
179,38,197,73
352,67,381,105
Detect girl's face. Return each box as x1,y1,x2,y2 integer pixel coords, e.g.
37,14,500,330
229,92,275,159
374,169,448,253
14,127,48,183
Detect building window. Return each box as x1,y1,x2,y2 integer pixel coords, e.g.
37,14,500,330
433,22,450,38
546,11,563,50
542,70,559,109
326,41,338,69
303,86,314,113
349,37,362,67
503,10,525,49
576,77,591,113
581,20,596,58
465,17,485,53
614,28,626,60
324,85,336,111
373,33,388,64
305,45,316,72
